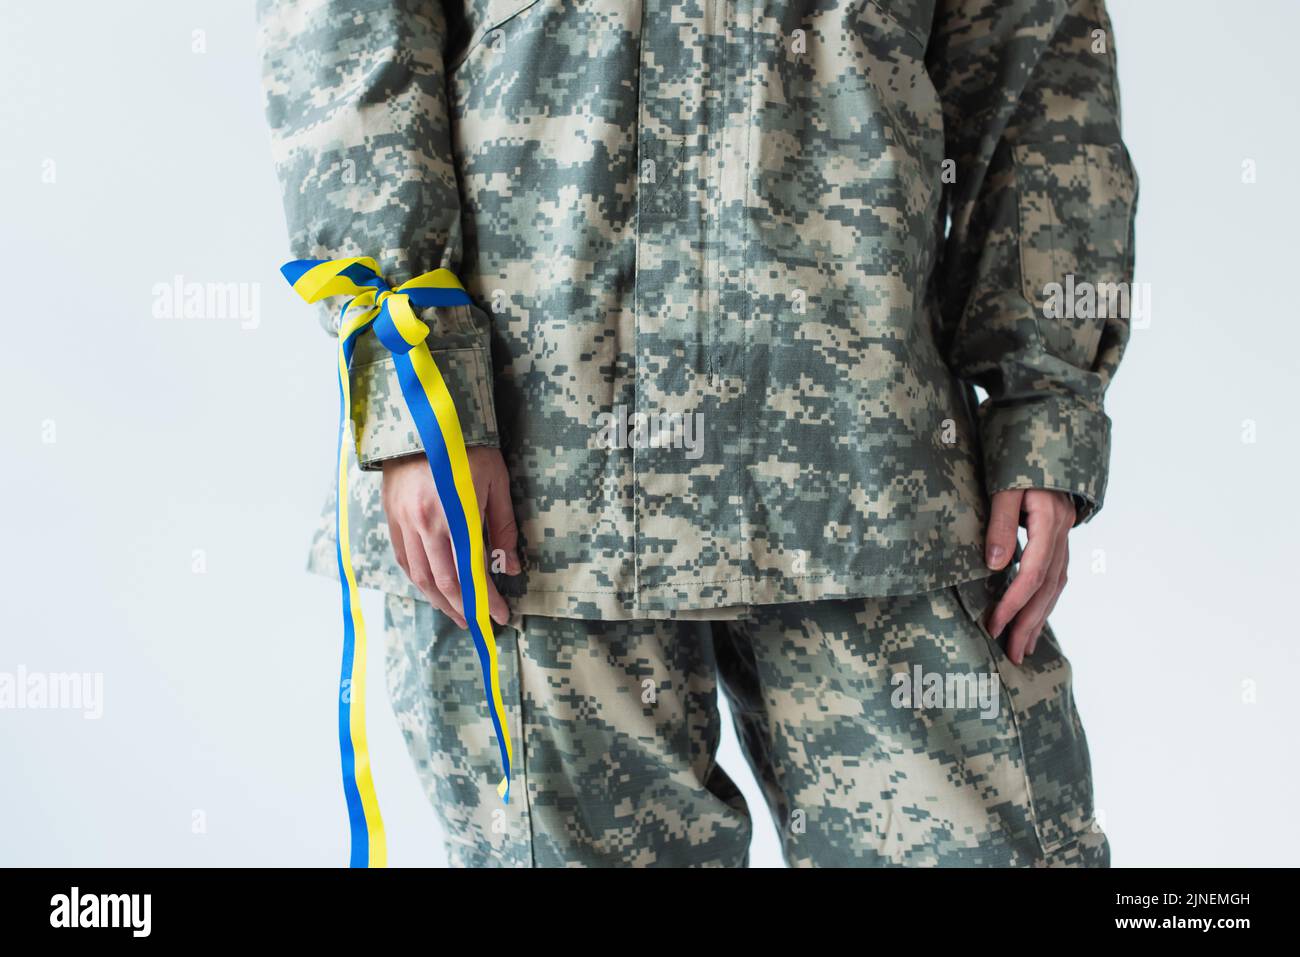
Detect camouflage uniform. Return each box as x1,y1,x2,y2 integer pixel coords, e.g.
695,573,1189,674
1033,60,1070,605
258,0,1132,864
384,568,1106,866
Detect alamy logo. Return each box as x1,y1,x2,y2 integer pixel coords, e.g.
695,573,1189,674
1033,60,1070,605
594,404,704,460
50,887,151,937
151,274,261,329
1042,275,1151,326
890,666,1000,719
0,666,102,719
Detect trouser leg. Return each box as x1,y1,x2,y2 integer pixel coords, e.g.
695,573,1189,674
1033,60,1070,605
383,595,751,866
713,576,1109,867
382,593,530,866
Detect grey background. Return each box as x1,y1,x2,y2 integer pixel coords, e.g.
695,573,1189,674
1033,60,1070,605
0,1,1294,867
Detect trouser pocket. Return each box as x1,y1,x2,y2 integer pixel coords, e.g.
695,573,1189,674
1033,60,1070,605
953,574,1103,860
382,593,533,867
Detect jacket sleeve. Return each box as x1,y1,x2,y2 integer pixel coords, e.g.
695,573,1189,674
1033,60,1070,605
257,0,498,468
930,0,1138,522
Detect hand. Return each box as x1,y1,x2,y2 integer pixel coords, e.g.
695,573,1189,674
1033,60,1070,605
381,447,521,628
983,489,1075,664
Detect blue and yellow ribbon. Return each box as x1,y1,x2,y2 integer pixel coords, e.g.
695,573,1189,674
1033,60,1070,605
280,257,513,868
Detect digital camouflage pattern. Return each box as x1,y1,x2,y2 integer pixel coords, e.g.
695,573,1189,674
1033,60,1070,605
259,0,1137,618
383,568,1108,866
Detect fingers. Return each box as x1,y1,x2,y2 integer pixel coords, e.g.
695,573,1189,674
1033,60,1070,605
1031,540,1070,658
1005,527,1068,664
386,513,410,579
484,468,521,576
383,450,516,632
421,528,468,630
986,505,1052,644
401,524,465,629
484,573,510,627
412,521,506,630
987,490,1076,664
985,489,1024,570
478,452,518,625
424,531,508,628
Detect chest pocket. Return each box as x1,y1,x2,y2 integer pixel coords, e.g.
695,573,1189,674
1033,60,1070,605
864,0,937,48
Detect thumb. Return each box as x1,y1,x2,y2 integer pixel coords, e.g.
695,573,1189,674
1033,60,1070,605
986,489,1024,570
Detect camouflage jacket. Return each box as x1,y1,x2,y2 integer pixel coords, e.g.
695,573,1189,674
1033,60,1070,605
259,0,1137,620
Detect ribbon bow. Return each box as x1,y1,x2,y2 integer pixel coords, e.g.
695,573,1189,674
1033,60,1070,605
280,257,513,868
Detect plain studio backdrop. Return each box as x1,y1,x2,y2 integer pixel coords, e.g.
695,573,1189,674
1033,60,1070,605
1,1,1294,867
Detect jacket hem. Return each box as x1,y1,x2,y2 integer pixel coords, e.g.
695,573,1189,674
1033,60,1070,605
309,543,995,621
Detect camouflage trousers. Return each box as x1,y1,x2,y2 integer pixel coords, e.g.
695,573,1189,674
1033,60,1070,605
381,571,1108,867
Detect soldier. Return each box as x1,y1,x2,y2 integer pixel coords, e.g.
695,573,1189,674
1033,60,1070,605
259,0,1135,866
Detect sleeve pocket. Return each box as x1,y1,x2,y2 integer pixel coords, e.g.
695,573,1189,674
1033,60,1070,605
1014,142,1138,368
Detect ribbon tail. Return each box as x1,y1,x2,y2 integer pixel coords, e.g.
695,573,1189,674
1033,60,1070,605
279,256,499,854
335,331,387,867
387,343,514,801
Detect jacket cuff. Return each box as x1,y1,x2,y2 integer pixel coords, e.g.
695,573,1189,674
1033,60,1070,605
978,393,1112,524
350,333,499,471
